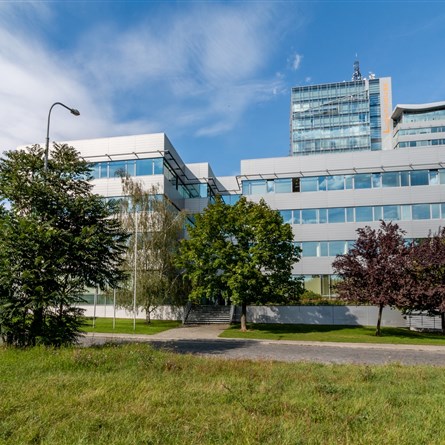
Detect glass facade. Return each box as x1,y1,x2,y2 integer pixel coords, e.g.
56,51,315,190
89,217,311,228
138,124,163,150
280,202,445,226
290,79,384,155
91,157,164,179
242,168,444,195
300,274,340,297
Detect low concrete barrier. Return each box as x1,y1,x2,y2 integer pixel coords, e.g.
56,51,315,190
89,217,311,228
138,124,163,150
79,304,406,327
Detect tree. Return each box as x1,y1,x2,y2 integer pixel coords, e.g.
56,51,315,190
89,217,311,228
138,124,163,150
332,221,409,336
0,144,128,346
401,228,445,334
176,196,301,331
115,176,187,322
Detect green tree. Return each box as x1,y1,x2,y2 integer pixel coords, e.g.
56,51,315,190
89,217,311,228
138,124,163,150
115,177,187,322
176,197,301,331
0,144,128,346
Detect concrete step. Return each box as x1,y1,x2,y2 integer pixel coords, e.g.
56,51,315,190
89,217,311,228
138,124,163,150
184,305,232,325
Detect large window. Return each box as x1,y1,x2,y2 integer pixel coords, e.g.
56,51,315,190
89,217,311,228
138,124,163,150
91,157,164,179
278,202,445,225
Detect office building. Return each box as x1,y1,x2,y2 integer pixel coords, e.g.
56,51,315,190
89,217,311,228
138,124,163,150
290,66,392,156
64,97,445,300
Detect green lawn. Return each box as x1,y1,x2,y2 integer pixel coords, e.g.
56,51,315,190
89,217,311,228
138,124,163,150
221,323,445,345
82,317,181,335
1,344,445,444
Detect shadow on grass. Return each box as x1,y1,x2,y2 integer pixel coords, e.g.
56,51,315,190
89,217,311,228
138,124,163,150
223,323,445,343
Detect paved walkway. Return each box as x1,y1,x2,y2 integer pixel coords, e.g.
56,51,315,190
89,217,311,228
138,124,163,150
82,324,445,366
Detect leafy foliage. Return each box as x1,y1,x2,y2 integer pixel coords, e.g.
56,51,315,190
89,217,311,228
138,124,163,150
401,228,445,332
176,196,302,330
115,177,187,322
332,221,410,335
0,144,128,346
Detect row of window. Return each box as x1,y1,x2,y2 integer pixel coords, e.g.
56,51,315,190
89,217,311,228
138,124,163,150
242,168,445,195
292,125,370,142
397,138,445,148
293,136,370,152
398,109,445,124
91,157,164,179
297,240,354,257
280,202,445,225
395,125,445,137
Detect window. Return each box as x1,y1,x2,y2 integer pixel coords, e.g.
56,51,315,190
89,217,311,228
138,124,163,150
301,177,318,192
354,173,372,189
327,175,344,191
328,207,345,223
412,204,430,220
383,205,400,221
275,178,292,193
410,170,429,186
356,206,373,222
382,172,400,188
302,209,317,224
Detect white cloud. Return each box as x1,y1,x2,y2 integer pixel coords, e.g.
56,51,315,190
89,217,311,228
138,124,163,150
291,53,303,71
0,2,291,153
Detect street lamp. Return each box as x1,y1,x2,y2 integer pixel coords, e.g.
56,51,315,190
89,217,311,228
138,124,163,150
45,102,80,171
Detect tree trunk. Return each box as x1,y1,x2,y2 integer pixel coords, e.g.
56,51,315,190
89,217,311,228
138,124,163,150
240,302,247,332
146,310,151,324
441,312,445,335
375,304,384,336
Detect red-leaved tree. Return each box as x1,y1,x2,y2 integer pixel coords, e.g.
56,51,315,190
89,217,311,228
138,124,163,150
332,221,410,336
401,228,445,334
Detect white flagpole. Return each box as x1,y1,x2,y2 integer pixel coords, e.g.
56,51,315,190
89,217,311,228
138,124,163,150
113,288,116,330
93,286,98,329
133,209,138,331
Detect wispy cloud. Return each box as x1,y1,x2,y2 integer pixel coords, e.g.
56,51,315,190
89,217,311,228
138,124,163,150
0,2,293,153
290,53,303,71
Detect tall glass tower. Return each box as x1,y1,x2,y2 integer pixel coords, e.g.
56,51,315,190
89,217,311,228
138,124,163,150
290,75,392,156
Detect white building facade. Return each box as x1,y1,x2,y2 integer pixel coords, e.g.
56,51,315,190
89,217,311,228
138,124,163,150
65,100,445,300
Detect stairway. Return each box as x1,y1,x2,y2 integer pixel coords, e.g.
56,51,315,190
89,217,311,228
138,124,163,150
184,305,232,325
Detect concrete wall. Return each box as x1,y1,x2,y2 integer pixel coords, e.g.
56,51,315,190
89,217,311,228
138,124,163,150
79,304,184,321
81,304,406,327
236,305,406,327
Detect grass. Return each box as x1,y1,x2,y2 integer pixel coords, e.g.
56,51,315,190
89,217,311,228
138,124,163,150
1,344,445,444
81,317,181,335
220,323,445,345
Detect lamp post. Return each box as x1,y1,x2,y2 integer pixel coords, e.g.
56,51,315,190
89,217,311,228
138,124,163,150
45,102,80,171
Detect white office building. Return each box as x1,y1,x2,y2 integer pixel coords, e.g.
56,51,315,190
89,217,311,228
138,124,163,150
65,98,445,300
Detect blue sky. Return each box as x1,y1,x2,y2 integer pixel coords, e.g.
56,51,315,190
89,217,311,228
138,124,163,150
1,1,445,176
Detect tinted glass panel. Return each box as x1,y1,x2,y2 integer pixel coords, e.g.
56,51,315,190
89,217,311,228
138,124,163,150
301,209,317,224
327,176,344,191
383,205,400,220
109,161,126,178
136,159,153,176
275,178,292,193
431,204,440,219
280,210,293,225
412,204,430,219
250,180,267,195
382,172,400,188
328,207,345,223
153,158,163,174
410,170,429,186
301,177,318,192
319,208,327,224
354,173,372,189
329,241,346,256
400,171,410,186
356,206,373,222
302,242,318,257
372,173,381,188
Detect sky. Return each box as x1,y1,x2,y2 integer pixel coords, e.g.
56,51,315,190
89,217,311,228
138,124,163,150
1,1,445,176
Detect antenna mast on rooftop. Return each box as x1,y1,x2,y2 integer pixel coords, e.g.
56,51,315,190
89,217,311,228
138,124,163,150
352,55,362,81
